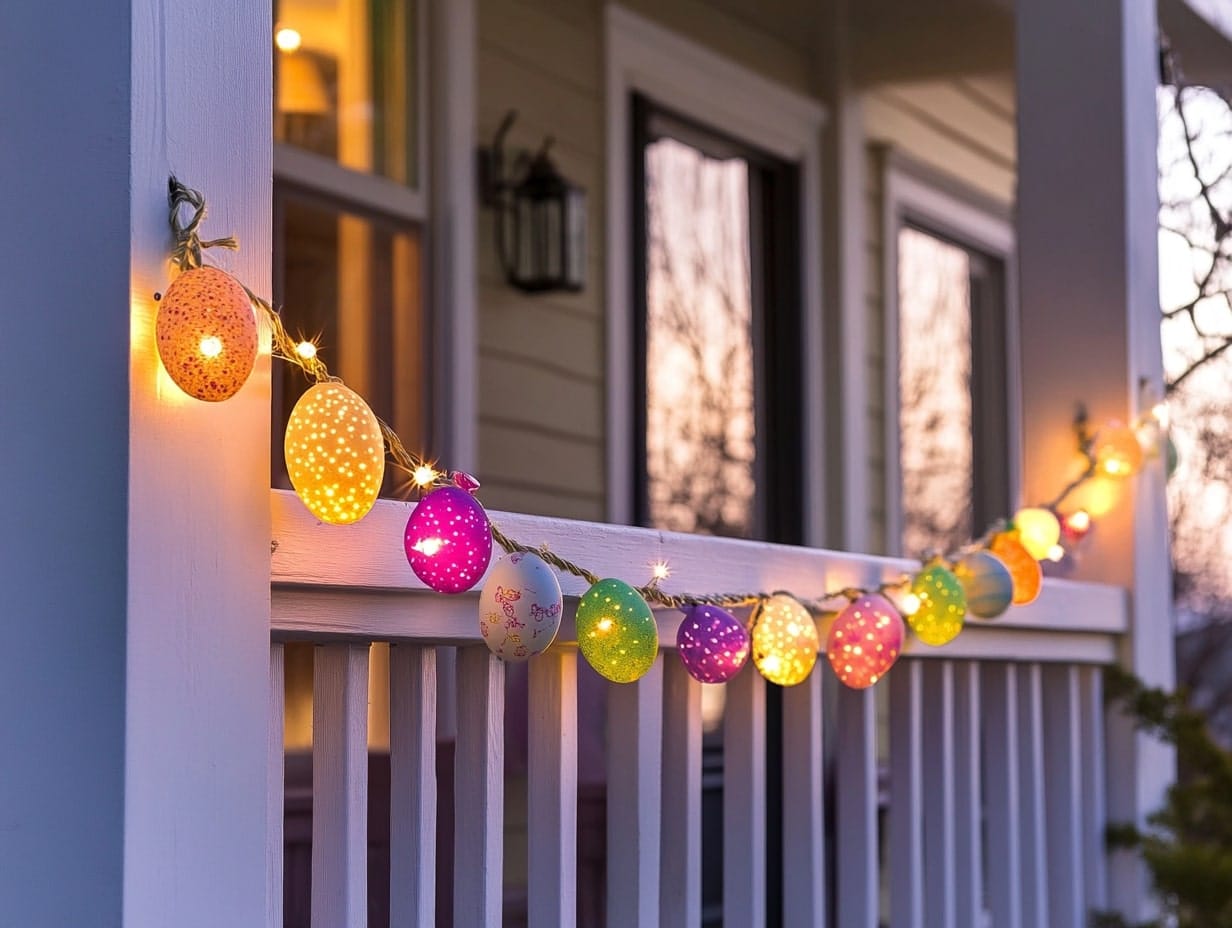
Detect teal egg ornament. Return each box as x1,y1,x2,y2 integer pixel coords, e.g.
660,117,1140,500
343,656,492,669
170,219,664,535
575,578,659,683
952,551,1014,620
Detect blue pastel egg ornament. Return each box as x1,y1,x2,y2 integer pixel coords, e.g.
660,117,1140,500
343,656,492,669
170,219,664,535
952,550,1014,620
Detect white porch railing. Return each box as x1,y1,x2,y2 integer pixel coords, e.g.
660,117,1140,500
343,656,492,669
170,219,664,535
268,489,1128,928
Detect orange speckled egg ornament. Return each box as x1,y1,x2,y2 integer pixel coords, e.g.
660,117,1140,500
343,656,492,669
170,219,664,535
284,382,385,524
990,531,1042,606
156,266,258,401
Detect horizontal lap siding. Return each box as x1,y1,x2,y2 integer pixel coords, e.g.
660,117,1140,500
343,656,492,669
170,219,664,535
863,75,1017,554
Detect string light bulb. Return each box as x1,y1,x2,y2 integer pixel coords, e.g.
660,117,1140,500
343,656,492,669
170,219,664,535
751,594,819,686
575,578,659,683
284,382,385,524
156,266,258,402
1046,544,1066,563
412,464,438,488
275,26,302,53
1094,422,1145,478
294,339,317,360
651,561,671,582
1062,509,1092,541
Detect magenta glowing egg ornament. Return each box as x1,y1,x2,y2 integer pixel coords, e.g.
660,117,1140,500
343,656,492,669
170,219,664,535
675,604,750,684
825,593,905,689
404,485,493,594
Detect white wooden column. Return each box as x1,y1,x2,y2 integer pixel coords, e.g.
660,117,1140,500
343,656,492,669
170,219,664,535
125,0,274,923
889,660,924,928
982,664,1022,928
268,644,286,928
921,661,957,928
1016,2,1173,917
608,656,664,928
528,648,578,928
1043,664,1085,927
454,645,505,927
952,662,983,928
660,657,702,926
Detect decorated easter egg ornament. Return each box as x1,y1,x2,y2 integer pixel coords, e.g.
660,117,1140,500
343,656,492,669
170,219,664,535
676,604,750,684
751,594,819,686
1013,507,1061,560
285,382,385,524
952,550,1014,619
905,563,966,646
156,266,258,401
825,593,904,689
575,578,659,683
479,552,563,661
404,485,493,594
989,530,1042,606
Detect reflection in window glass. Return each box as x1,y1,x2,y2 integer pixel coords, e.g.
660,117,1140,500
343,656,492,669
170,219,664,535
274,0,418,185
273,192,425,497
898,226,974,557
645,138,756,538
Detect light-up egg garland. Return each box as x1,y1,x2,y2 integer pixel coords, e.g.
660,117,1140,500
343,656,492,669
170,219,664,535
676,604,750,684
405,485,493,594
952,550,1014,619
156,266,259,402
905,563,966,646
825,594,904,689
989,531,1042,606
751,594,819,686
479,552,562,660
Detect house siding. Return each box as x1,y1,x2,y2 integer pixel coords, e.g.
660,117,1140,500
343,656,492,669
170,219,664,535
862,75,1017,553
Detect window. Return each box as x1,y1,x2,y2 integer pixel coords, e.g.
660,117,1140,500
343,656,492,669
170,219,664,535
633,97,804,544
271,0,430,496
887,161,1014,558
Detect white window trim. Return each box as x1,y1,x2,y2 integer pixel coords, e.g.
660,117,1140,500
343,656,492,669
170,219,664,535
881,149,1022,556
604,5,828,542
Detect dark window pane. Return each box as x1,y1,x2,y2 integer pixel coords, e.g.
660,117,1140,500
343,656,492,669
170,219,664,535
644,137,757,539
273,189,426,496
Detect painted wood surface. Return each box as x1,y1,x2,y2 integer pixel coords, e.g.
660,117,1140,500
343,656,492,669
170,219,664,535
724,664,767,928
921,661,957,928
528,648,579,928
781,670,826,927
607,656,664,928
1043,664,1085,927
389,644,438,928
311,644,371,928
835,686,880,928
453,646,505,927
659,658,703,926
890,660,924,928
268,644,286,928
983,663,1024,928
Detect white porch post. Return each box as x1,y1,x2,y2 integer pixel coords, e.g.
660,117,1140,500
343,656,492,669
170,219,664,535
125,0,273,924
1016,0,1173,920
0,2,131,923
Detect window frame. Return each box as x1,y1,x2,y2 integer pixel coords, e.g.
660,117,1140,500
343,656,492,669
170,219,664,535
881,149,1021,557
604,5,828,543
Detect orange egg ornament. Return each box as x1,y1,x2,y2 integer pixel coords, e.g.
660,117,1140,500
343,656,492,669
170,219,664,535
989,531,1042,606
156,266,259,401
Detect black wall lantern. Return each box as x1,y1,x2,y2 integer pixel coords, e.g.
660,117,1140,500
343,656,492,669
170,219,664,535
479,110,587,294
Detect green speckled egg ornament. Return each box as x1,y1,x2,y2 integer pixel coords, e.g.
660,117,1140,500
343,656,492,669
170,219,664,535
576,578,659,683
907,563,967,646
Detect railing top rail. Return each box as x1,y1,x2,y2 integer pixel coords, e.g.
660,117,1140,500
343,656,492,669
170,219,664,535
270,490,1128,663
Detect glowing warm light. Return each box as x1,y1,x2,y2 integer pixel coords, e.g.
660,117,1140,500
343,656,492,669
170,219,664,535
412,464,438,488
990,532,1043,606
575,579,658,683
676,604,750,684
413,537,444,557
953,551,1014,619
275,27,302,53
652,561,671,582
825,594,905,689
478,552,563,661
751,594,818,686
404,486,493,594
901,593,922,616
156,266,258,402
285,382,385,524
1014,507,1061,560
1066,509,1091,535
1047,544,1066,563
1150,401,1170,429
294,339,317,360
906,564,966,646
1094,423,1145,478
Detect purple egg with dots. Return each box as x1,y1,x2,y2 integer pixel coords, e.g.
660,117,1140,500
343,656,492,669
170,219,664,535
404,486,493,594
676,604,751,684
